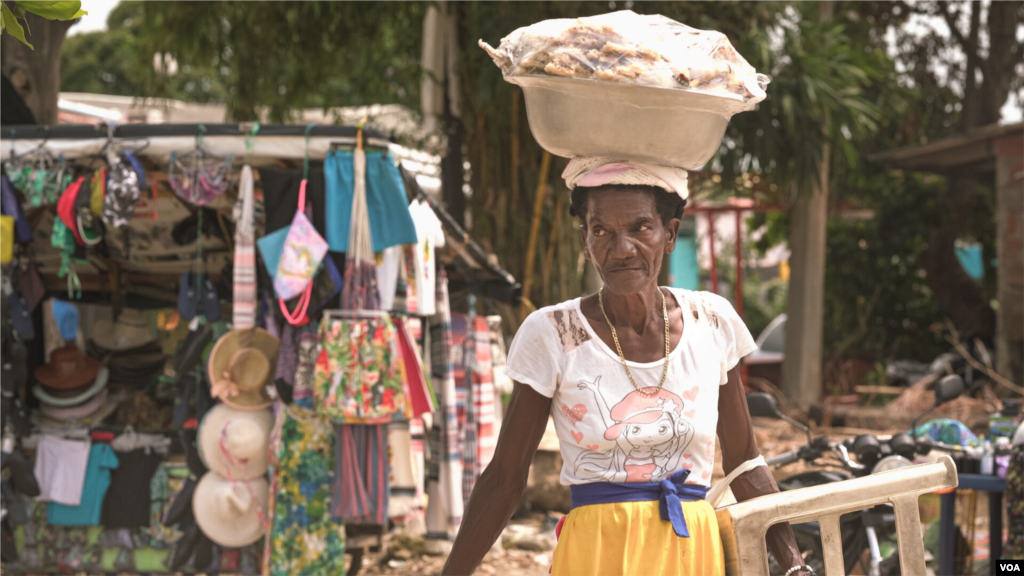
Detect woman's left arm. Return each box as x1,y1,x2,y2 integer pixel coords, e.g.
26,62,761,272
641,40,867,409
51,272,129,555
717,366,808,574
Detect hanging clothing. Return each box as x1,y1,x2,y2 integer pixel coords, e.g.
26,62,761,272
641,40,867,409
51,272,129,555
323,150,418,253
464,316,497,497
100,449,163,528
1006,435,1023,559
332,423,389,525
393,316,434,417
233,165,257,329
406,199,445,316
33,436,91,506
293,326,320,410
267,407,346,576
376,246,403,312
340,147,380,311
260,167,328,237
424,273,464,546
46,443,119,526
312,315,409,423
388,422,422,520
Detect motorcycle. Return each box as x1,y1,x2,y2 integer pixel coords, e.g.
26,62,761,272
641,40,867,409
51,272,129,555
750,374,965,576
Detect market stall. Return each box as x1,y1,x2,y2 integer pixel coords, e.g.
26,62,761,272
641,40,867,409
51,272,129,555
0,122,518,575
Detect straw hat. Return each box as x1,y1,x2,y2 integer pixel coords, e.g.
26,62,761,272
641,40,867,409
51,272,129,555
197,404,273,481
192,472,268,548
207,328,279,411
92,309,156,352
34,344,100,391
33,366,109,407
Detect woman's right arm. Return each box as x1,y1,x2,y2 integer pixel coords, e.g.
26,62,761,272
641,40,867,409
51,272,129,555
441,382,552,576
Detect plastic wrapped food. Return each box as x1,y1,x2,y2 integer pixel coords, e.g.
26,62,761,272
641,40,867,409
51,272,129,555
479,10,769,104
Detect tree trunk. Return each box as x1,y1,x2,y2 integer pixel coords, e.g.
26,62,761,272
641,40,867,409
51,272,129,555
1,14,75,124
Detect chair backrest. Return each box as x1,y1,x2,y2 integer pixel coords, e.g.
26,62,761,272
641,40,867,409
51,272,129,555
716,455,957,576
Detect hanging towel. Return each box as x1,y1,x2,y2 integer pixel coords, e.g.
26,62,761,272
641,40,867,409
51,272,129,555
324,150,418,253
233,165,257,329
424,272,464,546
340,147,380,311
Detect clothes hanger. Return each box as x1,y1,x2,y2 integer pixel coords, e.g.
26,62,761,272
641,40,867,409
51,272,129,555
323,309,391,320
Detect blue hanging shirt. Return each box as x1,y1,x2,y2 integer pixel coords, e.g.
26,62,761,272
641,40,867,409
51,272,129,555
324,150,418,253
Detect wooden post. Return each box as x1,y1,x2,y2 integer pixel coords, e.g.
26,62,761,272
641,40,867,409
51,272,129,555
707,211,718,294
520,151,552,319
781,0,832,406
994,134,1024,385
734,208,743,318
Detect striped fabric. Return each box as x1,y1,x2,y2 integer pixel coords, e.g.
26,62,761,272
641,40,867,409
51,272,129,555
471,316,497,480
425,272,464,545
232,165,257,329
332,423,389,525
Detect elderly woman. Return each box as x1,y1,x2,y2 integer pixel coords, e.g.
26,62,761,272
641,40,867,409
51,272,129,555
442,159,811,576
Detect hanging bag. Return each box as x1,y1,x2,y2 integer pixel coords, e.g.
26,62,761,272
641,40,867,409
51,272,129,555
273,179,328,300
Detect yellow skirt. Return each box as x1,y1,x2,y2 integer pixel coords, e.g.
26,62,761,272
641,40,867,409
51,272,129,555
550,500,725,576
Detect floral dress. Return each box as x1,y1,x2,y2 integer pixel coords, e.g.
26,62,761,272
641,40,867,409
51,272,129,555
267,406,346,576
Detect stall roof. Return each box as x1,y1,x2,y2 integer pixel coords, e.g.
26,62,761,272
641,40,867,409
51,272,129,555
871,121,1023,176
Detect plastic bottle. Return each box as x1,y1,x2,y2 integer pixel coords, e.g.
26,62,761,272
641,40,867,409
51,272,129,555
979,440,994,475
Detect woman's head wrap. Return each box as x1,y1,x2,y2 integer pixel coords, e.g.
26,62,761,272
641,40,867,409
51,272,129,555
562,156,689,200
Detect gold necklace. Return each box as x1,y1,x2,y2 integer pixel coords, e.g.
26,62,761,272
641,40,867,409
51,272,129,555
598,287,671,396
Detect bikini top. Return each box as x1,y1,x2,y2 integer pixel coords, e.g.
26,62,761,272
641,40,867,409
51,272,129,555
168,152,233,206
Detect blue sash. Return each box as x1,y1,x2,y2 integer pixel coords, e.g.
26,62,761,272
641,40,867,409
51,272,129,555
569,469,709,537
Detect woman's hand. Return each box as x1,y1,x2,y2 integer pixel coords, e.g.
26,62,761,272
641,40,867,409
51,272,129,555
441,383,552,576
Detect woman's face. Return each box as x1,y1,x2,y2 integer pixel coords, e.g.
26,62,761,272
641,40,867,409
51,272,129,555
581,188,679,295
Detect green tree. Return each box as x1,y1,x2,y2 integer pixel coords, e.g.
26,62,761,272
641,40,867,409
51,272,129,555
136,1,426,121
61,2,226,103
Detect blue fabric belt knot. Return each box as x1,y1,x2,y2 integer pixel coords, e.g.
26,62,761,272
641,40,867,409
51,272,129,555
569,469,709,537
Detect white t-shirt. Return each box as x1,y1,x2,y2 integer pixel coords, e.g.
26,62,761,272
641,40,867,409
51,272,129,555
505,289,756,487
34,435,92,506
376,245,403,311
408,199,445,316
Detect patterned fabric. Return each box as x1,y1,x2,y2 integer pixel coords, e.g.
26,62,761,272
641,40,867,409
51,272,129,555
267,407,346,576
469,316,497,489
332,423,390,524
425,272,464,543
1006,443,1023,559
313,315,409,423
340,147,380,311
102,159,140,229
233,165,257,329
293,326,320,409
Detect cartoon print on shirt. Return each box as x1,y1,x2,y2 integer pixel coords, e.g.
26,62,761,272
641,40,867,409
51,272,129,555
573,376,695,483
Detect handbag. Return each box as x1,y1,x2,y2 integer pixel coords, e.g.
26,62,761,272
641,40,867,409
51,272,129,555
0,216,13,264
264,180,329,326
274,180,329,300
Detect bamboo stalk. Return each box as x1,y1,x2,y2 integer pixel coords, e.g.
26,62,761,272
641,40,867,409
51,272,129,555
542,192,565,303
521,150,552,320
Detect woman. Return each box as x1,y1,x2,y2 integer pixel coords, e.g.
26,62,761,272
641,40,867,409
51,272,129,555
442,158,811,576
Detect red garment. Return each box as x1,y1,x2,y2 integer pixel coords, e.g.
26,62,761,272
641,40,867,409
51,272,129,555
57,177,85,245
394,316,434,417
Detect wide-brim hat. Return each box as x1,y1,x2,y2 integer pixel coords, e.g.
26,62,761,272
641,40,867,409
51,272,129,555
192,473,268,548
39,388,109,421
197,404,273,481
92,309,157,352
34,344,101,390
208,328,279,411
33,366,109,407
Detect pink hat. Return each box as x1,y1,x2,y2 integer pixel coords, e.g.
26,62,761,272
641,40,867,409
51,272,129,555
604,388,684,441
